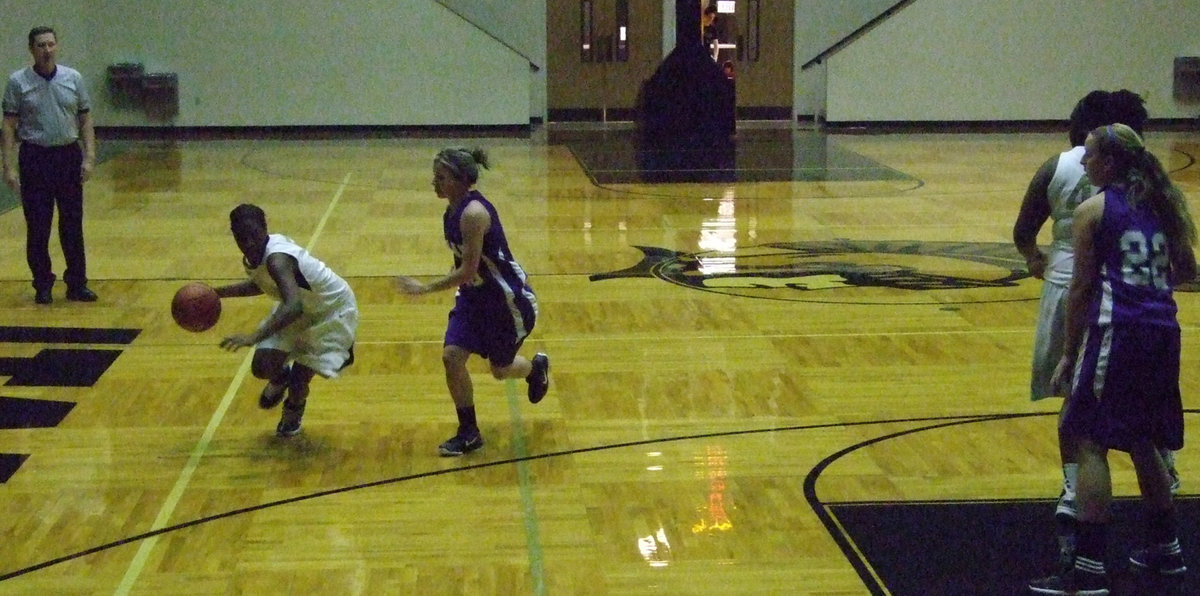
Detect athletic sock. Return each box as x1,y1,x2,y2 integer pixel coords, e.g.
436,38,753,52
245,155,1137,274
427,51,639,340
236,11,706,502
456,406,478,436
1062,463,1079,496
1161,448,1177,468
1075,521,1107,569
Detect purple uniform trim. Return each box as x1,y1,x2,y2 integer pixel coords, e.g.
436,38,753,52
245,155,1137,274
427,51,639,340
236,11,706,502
441,190,538,366
1062,186,1185,452
1064,324,1183,452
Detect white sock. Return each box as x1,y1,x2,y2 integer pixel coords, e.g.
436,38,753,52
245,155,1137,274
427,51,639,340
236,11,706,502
1063,463,1079,495
1161,448,1176,469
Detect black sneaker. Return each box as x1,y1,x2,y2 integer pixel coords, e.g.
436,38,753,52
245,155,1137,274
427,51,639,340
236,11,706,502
65,286,98,302
438,432,483,456
1028,570,1109,595
34,288,52,304
259,364,291,409
1130,545,1187,575
276,400,305,437
527,353,550,404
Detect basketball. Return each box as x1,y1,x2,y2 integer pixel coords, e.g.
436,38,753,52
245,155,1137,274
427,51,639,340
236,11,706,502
172,282,221,332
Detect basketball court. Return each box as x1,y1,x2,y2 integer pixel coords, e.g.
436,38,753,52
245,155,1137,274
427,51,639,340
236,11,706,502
0,125,1197,594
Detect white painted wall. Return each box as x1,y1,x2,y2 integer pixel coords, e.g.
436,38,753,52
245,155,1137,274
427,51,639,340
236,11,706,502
4,1,1196,127
823,0,1200,122
1,1,532,126
792,0,897,120
436,0,547,121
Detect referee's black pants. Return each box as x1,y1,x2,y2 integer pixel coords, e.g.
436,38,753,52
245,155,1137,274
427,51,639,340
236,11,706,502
18,142,87,292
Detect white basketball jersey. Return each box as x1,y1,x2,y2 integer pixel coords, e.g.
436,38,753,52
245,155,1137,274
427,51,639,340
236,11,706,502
1043,146,1095,286
246,234,355,316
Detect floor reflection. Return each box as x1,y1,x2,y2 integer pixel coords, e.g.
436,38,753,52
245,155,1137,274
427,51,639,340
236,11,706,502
555,127,913,184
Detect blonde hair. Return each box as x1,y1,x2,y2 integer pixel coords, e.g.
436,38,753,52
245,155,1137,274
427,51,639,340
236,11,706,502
1090,123,1197,248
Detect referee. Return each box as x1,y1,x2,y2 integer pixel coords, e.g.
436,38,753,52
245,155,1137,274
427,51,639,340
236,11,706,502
2,26,97,304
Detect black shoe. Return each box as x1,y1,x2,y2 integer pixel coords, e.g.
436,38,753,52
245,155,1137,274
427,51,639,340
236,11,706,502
527,353,550,404
1130,545,1187,575
34,288,52,304
438,432,484,456
1028,566,1109,595
66,286,98,302
276,399,305,437
259,364,291,409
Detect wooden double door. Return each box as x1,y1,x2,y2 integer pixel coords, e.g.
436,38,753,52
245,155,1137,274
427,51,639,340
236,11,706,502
547,0,793,122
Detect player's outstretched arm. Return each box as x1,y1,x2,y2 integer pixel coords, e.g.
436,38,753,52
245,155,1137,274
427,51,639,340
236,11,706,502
213,279,263,299
395,203,490,295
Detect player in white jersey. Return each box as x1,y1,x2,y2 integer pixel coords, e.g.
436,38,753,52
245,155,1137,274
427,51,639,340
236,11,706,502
1025,145,1092,402
1029,123,1197,595
214,204,358,436
1013,90,1166,526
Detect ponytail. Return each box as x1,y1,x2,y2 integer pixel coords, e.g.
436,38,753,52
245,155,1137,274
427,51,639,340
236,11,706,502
434,147,491,185
1092,124,1197,250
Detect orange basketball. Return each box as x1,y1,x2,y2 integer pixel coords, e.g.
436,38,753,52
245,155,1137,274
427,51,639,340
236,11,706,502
172,282,221,332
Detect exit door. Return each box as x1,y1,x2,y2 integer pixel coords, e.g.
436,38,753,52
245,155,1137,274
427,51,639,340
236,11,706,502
711,0,792,120
547,0,664,121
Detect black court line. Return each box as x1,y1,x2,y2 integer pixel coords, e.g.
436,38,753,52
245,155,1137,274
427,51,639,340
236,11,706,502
803,413,1041,596
0,411,1044,583
1167,147,1195,175
6,410,1195,590
804,410,1200,595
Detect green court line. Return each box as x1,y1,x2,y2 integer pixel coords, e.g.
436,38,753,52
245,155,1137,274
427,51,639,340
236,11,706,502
507,379,548,596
